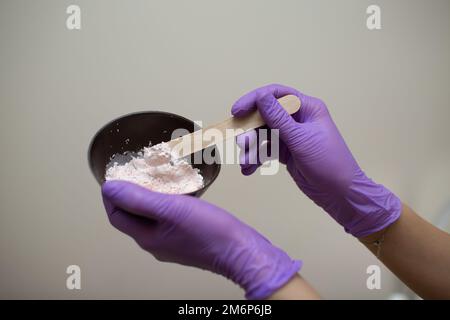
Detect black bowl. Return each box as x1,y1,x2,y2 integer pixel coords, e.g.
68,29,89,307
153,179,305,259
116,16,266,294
88,111,221,197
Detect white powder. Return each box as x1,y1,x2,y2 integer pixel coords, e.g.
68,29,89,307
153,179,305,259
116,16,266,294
105,142,204,194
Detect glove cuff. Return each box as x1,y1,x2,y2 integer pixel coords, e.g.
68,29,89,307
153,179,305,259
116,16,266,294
244,258,302,300
339,171,402,238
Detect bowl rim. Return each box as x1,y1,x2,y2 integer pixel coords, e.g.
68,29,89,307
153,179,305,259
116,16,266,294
87,110,221,196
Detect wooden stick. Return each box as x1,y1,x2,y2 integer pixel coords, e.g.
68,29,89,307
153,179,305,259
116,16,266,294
167,94,301,158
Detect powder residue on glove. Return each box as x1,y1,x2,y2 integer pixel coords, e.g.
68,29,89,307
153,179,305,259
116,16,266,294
105,142,204,194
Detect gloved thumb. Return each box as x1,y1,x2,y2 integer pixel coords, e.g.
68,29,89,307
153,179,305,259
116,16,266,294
102,180,178,221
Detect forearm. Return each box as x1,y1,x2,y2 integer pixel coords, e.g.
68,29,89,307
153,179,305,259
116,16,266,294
359,203,450,299
267,274,321,300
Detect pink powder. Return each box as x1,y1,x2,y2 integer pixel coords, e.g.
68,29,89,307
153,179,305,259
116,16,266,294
105,142,204,194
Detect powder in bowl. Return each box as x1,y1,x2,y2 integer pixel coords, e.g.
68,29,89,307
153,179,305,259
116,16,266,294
105,142,204,194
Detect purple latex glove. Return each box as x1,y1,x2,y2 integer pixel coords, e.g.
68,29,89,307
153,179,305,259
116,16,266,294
232,84,401,238
102,180,301,299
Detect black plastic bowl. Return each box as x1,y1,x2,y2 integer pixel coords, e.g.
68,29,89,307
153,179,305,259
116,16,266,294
88,111,221,197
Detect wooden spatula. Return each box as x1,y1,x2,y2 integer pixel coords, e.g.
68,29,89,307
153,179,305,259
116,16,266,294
167,95,301,158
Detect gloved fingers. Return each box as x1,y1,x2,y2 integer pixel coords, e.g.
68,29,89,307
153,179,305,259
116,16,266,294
102,180,176,221
241,163,260,176
235,127,290,173
236,130,258,149
231,83,299,117
231,84,328,125
236,130,261,175
237,130,259,164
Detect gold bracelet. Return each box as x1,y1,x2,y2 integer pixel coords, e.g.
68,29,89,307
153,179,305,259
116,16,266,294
360,226,390,258
372,233,385,258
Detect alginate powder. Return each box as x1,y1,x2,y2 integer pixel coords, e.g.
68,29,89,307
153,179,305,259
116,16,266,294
105,142,204,194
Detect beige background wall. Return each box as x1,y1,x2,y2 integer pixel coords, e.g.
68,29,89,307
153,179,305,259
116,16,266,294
0,0,449,299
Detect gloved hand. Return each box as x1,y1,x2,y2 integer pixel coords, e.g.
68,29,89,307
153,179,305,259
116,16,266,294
232,84,401,238
101,180,301,299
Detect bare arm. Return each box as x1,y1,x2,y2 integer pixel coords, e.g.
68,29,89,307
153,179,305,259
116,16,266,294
269,204,450,300
359,204,450,299
268,274,321,300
